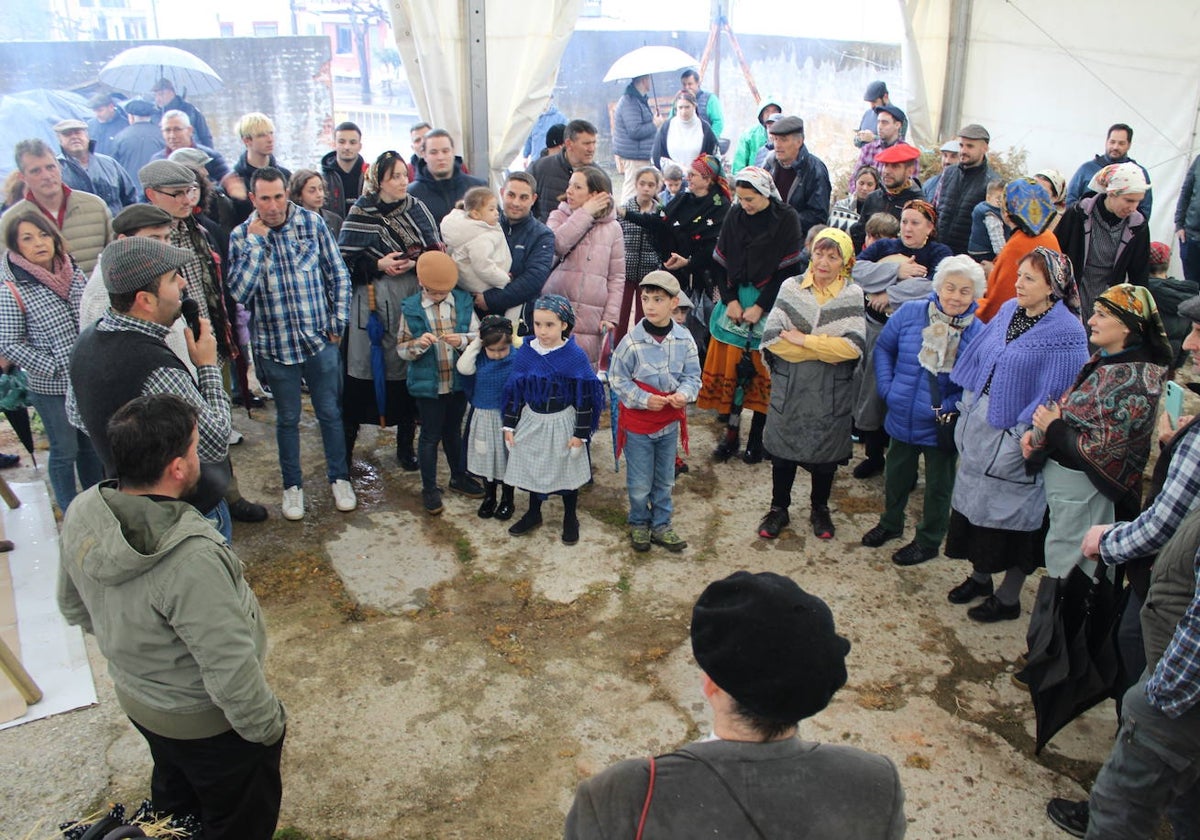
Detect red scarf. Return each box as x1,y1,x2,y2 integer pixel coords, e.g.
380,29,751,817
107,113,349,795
7,252,74,300
616,381,688,458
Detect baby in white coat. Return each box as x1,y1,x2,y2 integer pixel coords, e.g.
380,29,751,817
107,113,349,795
441,187,519,320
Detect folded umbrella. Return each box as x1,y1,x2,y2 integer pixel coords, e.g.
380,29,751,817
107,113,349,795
367,283,388,426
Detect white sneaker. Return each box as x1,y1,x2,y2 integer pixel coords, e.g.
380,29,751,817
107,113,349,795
228,428,244,445
281,486,305,520
332,479,357,512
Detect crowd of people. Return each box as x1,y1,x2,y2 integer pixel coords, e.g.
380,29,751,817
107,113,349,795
2,70,1199,839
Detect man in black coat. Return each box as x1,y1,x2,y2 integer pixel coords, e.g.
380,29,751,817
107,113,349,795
933,123,993,255
407,129,487,225
762,115,831,241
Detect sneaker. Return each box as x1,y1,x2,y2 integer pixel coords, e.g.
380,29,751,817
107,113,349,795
810,505,835,539
229,497,268,523
422,488,444,516
861,523,903,547
892,541,939,566
228,428,244,445
757,507,790,539
651,527,687,552
331,479,357,512
281,486,304,521
630,526,651,552
1045,798,1088,838
449,474,485,498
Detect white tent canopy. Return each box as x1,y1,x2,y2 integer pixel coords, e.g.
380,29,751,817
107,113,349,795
394,0,1200,240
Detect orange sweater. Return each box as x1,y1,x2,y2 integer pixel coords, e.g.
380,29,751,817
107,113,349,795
976,229,1061,322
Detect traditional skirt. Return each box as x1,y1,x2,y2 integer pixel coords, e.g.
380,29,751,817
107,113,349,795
1041,459,1112,579
503,405,591,493
466,406,507,482
696,337,770,414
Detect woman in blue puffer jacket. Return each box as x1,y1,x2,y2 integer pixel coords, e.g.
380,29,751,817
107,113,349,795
860,254,986,566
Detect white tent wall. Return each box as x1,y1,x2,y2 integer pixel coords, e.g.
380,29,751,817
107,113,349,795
391,0,582,186
903,0,1200,242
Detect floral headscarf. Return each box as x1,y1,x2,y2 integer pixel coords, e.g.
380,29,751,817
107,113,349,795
1095,283,1173,365
902,199,939,240
692,153,731,200
734,166,781,201
1086,162,1151,196
1004,178,1056,236
1026,246,1080,315
533,293,575,327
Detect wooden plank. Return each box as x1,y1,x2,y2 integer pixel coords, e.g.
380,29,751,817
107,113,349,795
0,535,28,721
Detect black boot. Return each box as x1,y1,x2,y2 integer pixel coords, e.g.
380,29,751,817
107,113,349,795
396,421,418,471
743,411,767,464
562,490,580,545
494,483,515,520
712,425,739,462
853,429,887,478
477,481,498,518
344,423,359,465
509,493,543,536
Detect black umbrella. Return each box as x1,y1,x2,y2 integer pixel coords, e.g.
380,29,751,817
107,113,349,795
714,335,758,459
1018,565,1122,754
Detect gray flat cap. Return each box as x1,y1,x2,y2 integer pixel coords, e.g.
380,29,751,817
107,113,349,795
169,147,212,167
138,160,197,190
101,237,194,295
768,115,804,136
112,204,173,236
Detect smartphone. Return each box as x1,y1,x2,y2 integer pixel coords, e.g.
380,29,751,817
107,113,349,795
1165,380,1185,428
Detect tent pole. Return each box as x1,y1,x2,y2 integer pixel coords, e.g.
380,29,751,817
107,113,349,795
938,0,972,141
465,0,490,180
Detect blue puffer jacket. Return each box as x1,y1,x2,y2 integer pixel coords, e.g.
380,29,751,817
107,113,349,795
874,294,983,447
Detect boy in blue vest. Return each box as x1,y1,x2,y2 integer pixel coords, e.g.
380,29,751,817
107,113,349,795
609,271,702,551
397,252,483,514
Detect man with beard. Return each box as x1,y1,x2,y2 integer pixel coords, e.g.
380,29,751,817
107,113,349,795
933,123,993,255
1067,123,1153,220
58,392,286,840
528,119,598,223
851,142,924,251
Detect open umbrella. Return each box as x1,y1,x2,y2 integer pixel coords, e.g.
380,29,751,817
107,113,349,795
603,46,699,82
0,89,91,179
99,45,223,96
1018,565,1122,753
366,283,388,426
596,328,620,471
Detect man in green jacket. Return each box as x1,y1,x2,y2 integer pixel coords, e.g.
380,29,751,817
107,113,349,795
58,393,286,840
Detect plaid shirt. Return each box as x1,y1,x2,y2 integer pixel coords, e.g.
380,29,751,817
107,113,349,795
66,311,231,463
1145,548,1200,717
609,319,701,439
397,293,479,394
1101,423,1200,563
227,203,350,365
0,256,85,395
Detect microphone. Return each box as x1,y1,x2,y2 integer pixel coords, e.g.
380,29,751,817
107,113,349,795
181,298,201,339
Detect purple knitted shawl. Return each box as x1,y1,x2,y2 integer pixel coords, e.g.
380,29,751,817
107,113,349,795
950,297,1089,428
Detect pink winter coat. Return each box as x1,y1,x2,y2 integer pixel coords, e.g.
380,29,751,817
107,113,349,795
543,201,625,367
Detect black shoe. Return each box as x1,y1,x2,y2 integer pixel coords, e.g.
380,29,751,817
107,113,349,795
449,474,485,498
852,457,885,479
562,517,579,545
1046,798,1087,838
494,495,515,521
508,510,543,536
228,497,269,523
892,541,939,566
396,450,419,471
757,507,789,539
712,438,738,463
861,524,903,547
716,413,730,424
477,497,497,518
0,452,19,468
968,595,1021,623
674,456,689,477
422,488,444,516
948,576,994,604
810,505,835,539
741,446,764,464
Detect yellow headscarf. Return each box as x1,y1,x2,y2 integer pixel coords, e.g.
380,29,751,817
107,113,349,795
807,227,855,283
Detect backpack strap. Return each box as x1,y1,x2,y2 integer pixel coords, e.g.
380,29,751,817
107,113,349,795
3,280,25,314
635,755,656,840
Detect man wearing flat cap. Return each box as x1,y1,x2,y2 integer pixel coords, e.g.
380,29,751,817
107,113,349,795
854,103,906,183
54,118,138,218
933,123,994,256
565,571,906,838
763,116,832,240
86,92,127,157
110,99,165,180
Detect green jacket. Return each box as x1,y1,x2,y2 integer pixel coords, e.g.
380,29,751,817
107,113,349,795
731,96,783,173
58,483,285,744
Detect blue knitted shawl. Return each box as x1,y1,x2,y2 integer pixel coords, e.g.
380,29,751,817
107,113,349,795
465,353,513,410
950,298,1088,428
502,337,604,433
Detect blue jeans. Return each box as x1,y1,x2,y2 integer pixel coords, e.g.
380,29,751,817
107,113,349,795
624,427,677,531
29,390,104,512
1086,672,1200,839
203,498,233,544
255,342,348,488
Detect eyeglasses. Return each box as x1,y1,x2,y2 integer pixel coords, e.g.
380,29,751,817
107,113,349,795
159,186,200,199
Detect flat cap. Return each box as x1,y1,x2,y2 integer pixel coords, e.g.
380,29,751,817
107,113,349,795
139,160,197,191
112,204,173,236
768,115,804,136
101,237,193,295
958,123,990,142
124,99,157,117
939,139,961,153
53,119,88,133
639,270,680,297
169,147,212,167
88,93,113,109
863,80,888,101
873,104,905,123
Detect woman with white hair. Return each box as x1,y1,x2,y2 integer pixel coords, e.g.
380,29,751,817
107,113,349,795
1054,162,1152,321
861,254,986,565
